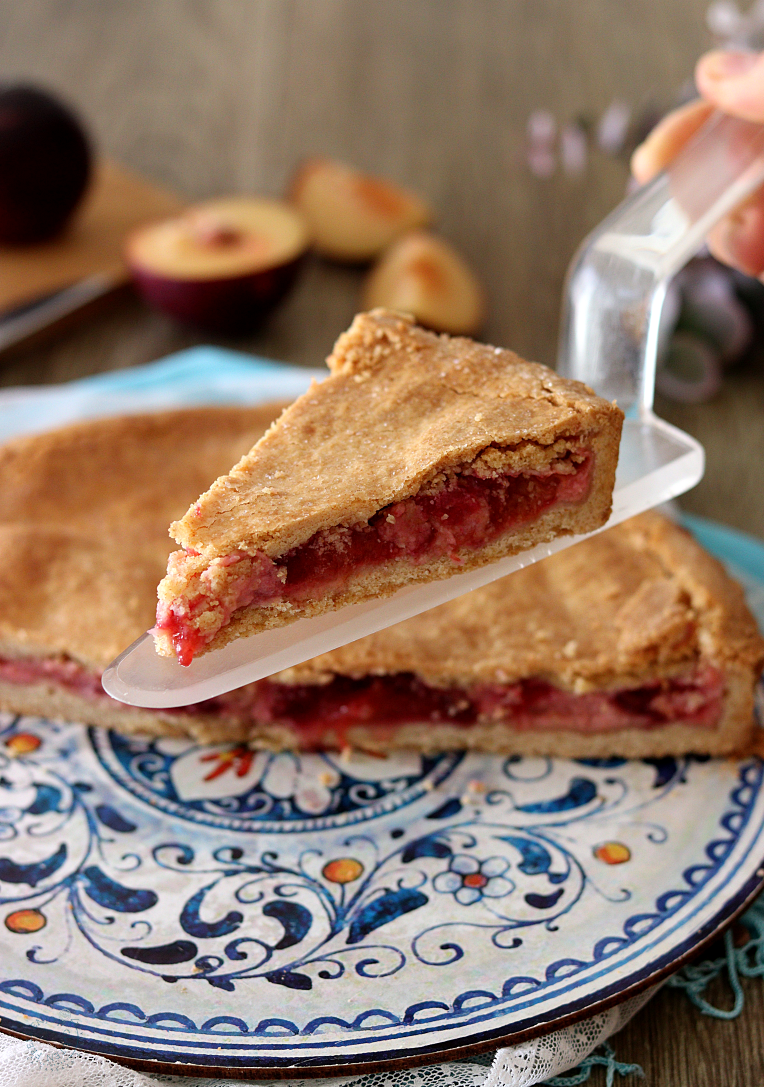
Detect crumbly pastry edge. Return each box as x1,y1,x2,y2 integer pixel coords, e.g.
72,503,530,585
625,511,764,674
271,511,764,696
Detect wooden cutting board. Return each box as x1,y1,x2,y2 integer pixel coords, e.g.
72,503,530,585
0,158,185,314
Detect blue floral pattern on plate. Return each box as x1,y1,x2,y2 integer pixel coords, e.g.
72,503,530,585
0,716,762,1073
433,854,514,906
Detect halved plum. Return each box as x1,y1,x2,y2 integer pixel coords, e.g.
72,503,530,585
126,196,309,333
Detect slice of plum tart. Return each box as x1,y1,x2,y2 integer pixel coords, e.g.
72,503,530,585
154,309,624,665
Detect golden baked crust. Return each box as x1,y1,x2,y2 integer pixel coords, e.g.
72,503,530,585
157,309,623,657
0,403,758,758
172,311,622,557
0,405,286,670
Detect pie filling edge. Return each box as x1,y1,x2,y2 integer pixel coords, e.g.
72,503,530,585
0,652,727,751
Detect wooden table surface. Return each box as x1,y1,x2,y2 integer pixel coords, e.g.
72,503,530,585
2,3,764,1083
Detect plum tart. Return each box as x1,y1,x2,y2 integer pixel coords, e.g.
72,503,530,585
154,310,624,665
0,406,759,759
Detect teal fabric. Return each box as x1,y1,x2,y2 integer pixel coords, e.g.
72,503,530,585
42,344,314,394
0,345,320,443
546,894,764,1083
666,890,764,1018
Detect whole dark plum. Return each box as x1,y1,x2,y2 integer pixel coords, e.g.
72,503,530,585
0,84,92,244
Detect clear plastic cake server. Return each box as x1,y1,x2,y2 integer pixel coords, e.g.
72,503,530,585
103,110,764,708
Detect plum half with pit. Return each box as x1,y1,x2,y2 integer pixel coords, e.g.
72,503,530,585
126,197,309,334
0,84,92,244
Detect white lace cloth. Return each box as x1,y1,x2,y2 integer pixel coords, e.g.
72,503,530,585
0,986,655,1087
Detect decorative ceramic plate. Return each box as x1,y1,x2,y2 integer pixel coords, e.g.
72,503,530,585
0,356,762,1077
0,702,762,1076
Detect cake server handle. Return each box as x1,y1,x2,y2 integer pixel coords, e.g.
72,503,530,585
558,109,764,414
